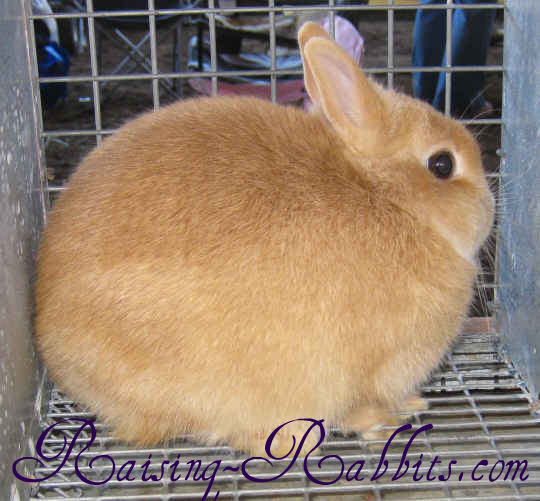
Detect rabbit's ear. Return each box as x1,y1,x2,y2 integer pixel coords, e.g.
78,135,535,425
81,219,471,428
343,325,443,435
298,22,332,106
302,36,387,142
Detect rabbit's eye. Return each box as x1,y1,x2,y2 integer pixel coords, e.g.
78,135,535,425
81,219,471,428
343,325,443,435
427,152,454,179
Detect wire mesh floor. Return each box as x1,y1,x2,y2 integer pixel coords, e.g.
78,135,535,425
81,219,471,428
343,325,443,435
30,331,540,501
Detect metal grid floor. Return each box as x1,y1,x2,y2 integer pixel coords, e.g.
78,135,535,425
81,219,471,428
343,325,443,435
30,331,540,500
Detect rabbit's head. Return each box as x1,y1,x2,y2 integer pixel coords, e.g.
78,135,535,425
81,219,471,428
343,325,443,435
299,22,494,265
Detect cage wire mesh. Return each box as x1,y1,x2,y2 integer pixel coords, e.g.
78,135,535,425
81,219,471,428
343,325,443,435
29,332,540,500
25,0,540,499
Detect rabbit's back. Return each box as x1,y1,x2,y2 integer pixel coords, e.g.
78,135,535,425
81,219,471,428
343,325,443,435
40,97,382,267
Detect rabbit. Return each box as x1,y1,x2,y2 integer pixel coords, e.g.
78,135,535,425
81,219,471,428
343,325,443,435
35,22,494,457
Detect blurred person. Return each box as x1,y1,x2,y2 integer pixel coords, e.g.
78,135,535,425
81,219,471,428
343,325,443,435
412,0,496,116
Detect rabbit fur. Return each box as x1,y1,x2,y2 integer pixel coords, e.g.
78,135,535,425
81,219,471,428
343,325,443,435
35,22,494,456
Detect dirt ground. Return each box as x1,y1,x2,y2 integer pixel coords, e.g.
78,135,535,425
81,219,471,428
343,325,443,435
42,9,504,182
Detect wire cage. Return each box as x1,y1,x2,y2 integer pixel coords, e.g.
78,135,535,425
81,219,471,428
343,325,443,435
1,0,540,500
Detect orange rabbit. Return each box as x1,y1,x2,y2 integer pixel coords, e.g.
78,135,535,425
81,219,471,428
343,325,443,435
35,22,494,456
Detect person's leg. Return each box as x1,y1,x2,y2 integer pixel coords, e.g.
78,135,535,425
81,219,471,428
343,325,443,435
412,0,446,104
433,0,496,114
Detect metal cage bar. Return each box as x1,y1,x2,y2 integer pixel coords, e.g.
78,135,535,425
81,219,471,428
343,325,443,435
14,1,538,501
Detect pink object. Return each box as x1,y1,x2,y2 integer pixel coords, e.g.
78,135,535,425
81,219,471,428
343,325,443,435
188,78,307,104
322,15,364,66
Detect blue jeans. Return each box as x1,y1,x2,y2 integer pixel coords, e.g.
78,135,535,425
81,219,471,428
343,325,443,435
412,0,496,115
